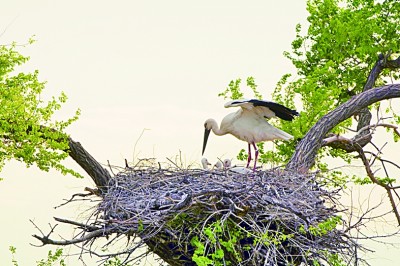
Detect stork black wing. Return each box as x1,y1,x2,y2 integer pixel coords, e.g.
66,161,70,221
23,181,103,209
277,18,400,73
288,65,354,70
249,99,299,121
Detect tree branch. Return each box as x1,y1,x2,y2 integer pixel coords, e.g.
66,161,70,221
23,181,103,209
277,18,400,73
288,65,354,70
357,148,400,225
53,217,100,232
67,137,111,192
33,228,111,246
286,84,400,172
324,54,400,153
353,53,400,146
31,218,114,246
322,122,400,153
0,124,111,192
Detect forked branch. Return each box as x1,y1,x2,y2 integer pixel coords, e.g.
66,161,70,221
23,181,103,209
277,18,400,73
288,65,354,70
357,148,400,225
286,84,400,172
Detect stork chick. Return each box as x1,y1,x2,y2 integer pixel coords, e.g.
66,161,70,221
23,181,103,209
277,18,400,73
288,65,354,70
201,158,211,170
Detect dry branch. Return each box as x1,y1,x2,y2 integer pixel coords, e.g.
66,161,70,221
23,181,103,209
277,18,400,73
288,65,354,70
357,148,400,225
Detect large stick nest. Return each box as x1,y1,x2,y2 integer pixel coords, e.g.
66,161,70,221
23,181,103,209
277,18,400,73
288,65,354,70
86,160,358,265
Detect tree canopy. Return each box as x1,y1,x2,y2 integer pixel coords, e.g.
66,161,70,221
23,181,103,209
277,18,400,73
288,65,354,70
0,42,81,178
274,0,400,167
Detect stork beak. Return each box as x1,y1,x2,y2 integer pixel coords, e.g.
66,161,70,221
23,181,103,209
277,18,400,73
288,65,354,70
202,128,211,155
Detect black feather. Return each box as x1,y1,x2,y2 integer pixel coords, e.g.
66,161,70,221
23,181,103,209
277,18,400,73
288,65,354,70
249,99,299,121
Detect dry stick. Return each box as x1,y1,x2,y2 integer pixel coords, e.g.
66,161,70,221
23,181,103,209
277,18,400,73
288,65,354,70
357,148,400,225
53,217,100,231
344,200,384,233
369,142,387,167
54,192,94,209
33,228,114,246
363,151,400,171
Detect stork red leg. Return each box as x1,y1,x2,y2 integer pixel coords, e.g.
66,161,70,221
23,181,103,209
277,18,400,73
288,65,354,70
246,143,252,168
252,142,258,171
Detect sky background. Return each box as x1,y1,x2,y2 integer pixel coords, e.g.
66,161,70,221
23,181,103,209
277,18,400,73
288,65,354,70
0,1,399,265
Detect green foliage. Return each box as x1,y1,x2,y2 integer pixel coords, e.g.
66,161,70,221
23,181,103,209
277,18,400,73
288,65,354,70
9,246,132,266
191,236,215,266
0,43,81,178
138,219,144,232
36,249,66,266
312,251,346,266
256,230,294,247
218,78,243,100
9,246,18,266
218,77,263,100
273,0,400,168
299,216,342,236
9,246,66,266
191,220,245,266
104,256,133,266
353,175,396,185
353,176,373,185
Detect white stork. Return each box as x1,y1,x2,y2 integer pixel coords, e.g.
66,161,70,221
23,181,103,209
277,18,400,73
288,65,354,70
202,99,298,171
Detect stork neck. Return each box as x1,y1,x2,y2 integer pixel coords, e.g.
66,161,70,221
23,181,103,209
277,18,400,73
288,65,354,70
211,122,226,136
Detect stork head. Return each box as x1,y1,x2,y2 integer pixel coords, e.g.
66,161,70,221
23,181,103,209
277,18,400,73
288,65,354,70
202,119,213,155
213,160,223,170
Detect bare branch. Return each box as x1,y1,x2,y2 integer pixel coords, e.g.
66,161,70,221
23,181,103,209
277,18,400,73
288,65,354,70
357,148,400,225
53,217,100,232
54,191,94,209
33,228,111,246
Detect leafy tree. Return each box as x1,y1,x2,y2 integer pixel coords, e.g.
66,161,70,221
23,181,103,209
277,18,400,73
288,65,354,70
0,41,81,178
274,0,400,168
9,246,66,266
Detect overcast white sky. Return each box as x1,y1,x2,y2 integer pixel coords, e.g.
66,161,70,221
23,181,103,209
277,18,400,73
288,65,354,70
0,1,399,265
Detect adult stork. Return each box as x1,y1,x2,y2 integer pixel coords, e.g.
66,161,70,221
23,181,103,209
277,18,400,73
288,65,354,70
202,99,298,171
